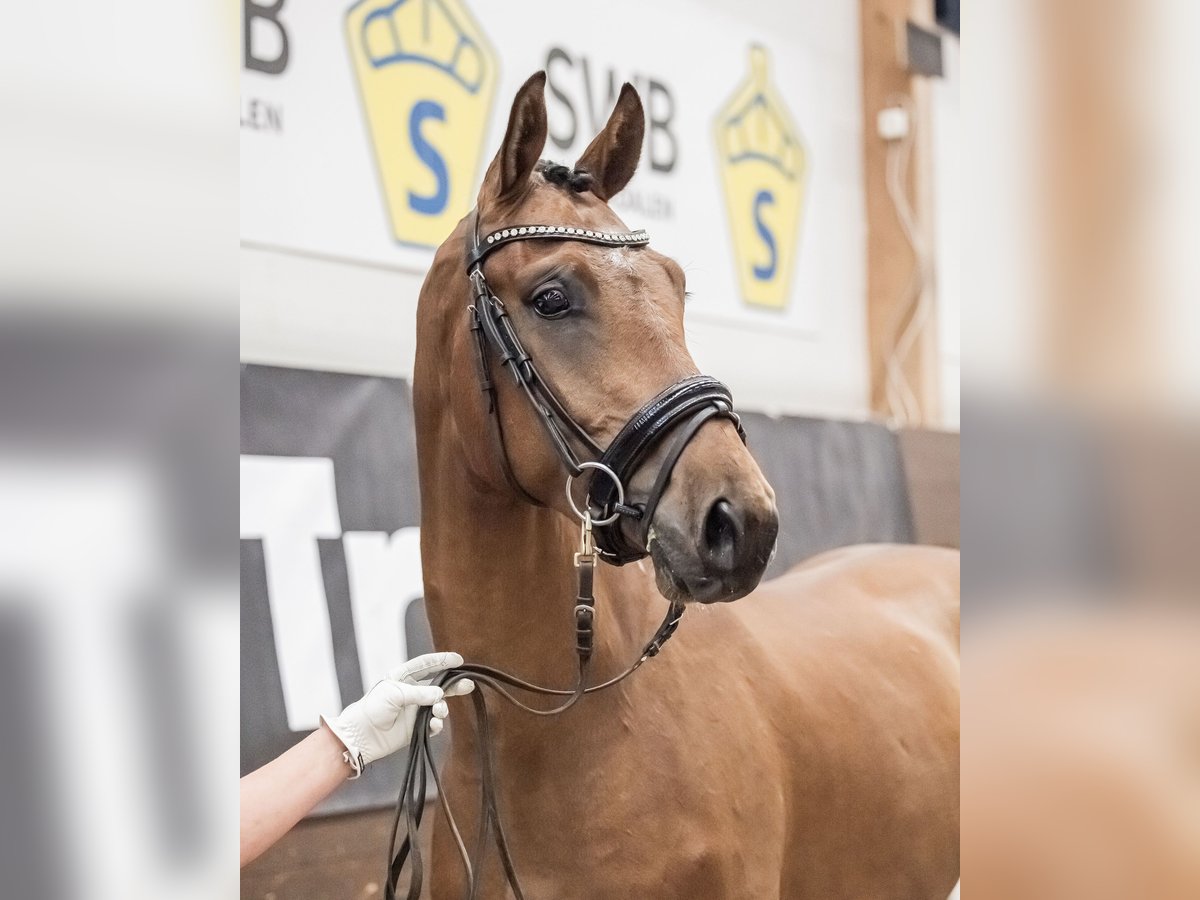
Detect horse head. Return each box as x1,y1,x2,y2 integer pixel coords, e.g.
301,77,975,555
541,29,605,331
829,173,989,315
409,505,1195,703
418,72,778,603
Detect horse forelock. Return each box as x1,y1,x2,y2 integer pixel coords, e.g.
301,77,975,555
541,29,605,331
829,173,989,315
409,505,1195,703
535,159,595,193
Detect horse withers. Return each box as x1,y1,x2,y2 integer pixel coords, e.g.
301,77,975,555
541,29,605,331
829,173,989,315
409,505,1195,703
411,71,960,899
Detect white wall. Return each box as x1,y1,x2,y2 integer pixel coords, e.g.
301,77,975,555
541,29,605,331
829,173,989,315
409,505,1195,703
241,0,869,420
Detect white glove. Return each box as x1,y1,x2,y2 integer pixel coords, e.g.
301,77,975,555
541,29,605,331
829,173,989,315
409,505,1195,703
321,651,475,779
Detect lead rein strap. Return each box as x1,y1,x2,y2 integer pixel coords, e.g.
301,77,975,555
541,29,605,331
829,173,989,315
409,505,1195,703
385,594,685,900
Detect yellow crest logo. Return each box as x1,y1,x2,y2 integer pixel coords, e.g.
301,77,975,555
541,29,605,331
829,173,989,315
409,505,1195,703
714,47,808,309
345,0,498,248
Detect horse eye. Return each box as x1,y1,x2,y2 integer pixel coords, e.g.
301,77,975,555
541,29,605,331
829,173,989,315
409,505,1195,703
532,287,570,319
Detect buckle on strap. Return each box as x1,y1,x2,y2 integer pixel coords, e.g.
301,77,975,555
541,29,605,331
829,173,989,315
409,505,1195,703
476,294,536,383
468,267,489,299
642,602,685,660
574,515,596,659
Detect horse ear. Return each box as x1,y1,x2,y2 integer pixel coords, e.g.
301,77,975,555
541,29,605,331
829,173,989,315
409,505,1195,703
480,71,548,204
575,83,645,202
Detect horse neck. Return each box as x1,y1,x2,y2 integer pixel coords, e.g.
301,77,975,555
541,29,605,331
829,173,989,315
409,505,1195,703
416,411,659,689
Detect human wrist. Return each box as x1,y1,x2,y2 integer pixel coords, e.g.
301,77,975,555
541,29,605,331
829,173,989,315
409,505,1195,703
318,719,360,779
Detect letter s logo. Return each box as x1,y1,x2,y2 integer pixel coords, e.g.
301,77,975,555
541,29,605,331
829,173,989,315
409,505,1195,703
751,190,777,282
347,0,497,247
715,48,807,307
408,100,449,216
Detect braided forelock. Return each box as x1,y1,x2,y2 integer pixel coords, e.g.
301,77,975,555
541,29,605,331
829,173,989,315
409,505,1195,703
536,160,595,193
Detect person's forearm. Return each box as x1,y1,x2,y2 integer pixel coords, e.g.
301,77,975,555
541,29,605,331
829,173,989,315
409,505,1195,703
240,722,352,867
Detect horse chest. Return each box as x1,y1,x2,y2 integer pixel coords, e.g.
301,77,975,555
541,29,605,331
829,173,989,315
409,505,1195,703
488,722,783,895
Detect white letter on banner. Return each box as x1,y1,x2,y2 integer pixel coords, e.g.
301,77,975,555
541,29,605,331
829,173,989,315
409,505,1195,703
343,528,423,692
240,455,341,732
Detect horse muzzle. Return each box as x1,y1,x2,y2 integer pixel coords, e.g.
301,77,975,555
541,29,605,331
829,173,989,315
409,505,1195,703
648,487,779,604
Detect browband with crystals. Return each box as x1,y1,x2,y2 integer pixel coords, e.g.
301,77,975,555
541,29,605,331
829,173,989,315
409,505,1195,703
466,223,650,269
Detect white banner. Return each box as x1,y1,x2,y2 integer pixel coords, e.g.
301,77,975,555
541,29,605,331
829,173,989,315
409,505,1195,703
241,0,864,333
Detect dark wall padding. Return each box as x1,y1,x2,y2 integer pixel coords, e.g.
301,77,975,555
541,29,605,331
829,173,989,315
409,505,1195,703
898,427,960,549
741,413,916,578
240,366,925,814
240,365,420,813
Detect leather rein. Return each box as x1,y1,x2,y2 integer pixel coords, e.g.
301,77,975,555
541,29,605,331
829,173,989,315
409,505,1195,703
385,210,746,900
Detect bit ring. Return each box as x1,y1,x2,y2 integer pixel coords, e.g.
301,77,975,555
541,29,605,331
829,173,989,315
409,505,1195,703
565,462,625,526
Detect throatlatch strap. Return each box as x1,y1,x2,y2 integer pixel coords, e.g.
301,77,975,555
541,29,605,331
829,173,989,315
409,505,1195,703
385,599,685,900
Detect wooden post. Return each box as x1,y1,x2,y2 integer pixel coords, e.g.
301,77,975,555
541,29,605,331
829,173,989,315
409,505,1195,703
859,0,940,424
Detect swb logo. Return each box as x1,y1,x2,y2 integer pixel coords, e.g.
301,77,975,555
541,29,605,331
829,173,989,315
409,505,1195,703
715,47,808,309
345,0,498,249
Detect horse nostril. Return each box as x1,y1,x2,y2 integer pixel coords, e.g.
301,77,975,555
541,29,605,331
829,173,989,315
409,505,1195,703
703,499,741,574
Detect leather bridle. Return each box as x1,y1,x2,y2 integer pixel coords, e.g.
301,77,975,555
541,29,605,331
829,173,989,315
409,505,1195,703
464,210,746,563
385,210,747,900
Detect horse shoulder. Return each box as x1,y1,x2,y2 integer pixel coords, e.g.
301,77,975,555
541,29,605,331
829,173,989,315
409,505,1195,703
722,544,961,898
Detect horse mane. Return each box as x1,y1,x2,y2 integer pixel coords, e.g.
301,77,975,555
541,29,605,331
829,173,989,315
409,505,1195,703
536,159,595,193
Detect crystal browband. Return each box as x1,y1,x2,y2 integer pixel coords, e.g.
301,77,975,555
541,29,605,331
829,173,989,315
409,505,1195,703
467,219,650,274
466,224,650,268
485,225,648,245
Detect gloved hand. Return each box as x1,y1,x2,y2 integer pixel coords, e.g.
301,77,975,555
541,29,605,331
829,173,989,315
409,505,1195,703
321,651,475,778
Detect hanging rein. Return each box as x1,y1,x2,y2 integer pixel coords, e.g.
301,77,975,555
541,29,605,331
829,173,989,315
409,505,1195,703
385,210,746,900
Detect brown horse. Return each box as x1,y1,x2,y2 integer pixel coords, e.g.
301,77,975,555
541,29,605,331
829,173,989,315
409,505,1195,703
412,72,959,899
